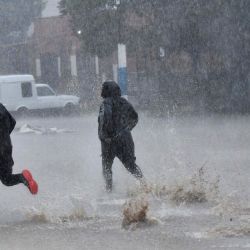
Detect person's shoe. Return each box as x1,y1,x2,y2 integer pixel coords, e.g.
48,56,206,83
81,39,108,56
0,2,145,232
22,169,38,195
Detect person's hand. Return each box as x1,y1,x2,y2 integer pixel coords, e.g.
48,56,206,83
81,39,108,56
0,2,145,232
116,128,128,138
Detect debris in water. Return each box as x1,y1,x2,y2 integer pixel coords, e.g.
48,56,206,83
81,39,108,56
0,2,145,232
18,124,75,134
209,225,250,237
122,197,158,230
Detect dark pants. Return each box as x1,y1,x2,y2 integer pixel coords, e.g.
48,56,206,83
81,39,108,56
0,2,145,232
0,147,24,186
101,130,143,191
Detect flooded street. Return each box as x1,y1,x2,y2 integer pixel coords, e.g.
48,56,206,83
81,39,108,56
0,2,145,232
0,0,249,249
0,113,249,249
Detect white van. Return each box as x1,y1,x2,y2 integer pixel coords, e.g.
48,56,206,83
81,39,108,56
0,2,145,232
0,75,80,113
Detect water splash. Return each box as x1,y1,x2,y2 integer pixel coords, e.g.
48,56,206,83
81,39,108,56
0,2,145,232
127,166,220,205
24,195,96,224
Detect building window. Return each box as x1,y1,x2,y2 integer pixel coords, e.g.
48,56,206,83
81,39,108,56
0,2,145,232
21,82,33,97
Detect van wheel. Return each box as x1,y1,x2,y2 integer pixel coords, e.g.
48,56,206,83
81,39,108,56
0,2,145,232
17,107,29,117
63,103,75,115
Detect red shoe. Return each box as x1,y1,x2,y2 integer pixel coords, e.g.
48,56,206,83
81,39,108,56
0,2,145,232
22,169,38,195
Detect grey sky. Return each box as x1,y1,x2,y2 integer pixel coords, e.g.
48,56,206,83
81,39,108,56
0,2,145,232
42,0,60,17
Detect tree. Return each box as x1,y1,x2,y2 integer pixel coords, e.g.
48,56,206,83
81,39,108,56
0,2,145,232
61,0,250,113
0,0,44,45
0,0,44,74
226,0,250,112
59,0,123,58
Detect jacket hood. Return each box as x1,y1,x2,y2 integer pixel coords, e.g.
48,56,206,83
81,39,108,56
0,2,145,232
101,81,121,98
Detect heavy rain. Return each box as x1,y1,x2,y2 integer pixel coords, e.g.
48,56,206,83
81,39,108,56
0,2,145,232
0,0,249,249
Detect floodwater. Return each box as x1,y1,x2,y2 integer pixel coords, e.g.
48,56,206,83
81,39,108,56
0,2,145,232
0,113,249,250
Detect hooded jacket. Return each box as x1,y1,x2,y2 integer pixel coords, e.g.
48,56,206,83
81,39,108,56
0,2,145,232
0,104,16,135
0,104,16,164
98,81,138,141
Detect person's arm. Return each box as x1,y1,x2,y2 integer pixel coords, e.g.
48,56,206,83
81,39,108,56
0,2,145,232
126,103,138,131
98,98,113,141
115,101,138,138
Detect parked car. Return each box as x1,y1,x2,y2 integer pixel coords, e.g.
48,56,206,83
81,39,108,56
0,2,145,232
0,74,80,114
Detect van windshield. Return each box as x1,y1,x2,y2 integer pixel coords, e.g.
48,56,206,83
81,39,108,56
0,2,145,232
37,86,55,96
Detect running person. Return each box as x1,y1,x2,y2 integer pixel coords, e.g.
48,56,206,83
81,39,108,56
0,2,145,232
0,103,38,194
98,81,145,192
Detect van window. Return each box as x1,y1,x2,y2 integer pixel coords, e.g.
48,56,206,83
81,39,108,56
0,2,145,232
37,86,55,96
21,82,33,97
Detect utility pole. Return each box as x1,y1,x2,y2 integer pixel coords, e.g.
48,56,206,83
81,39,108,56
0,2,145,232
118,43,127,98
116,0,128,99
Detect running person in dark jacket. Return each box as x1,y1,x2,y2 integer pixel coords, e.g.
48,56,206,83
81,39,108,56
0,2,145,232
0,103,38,194
98,81,145,192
